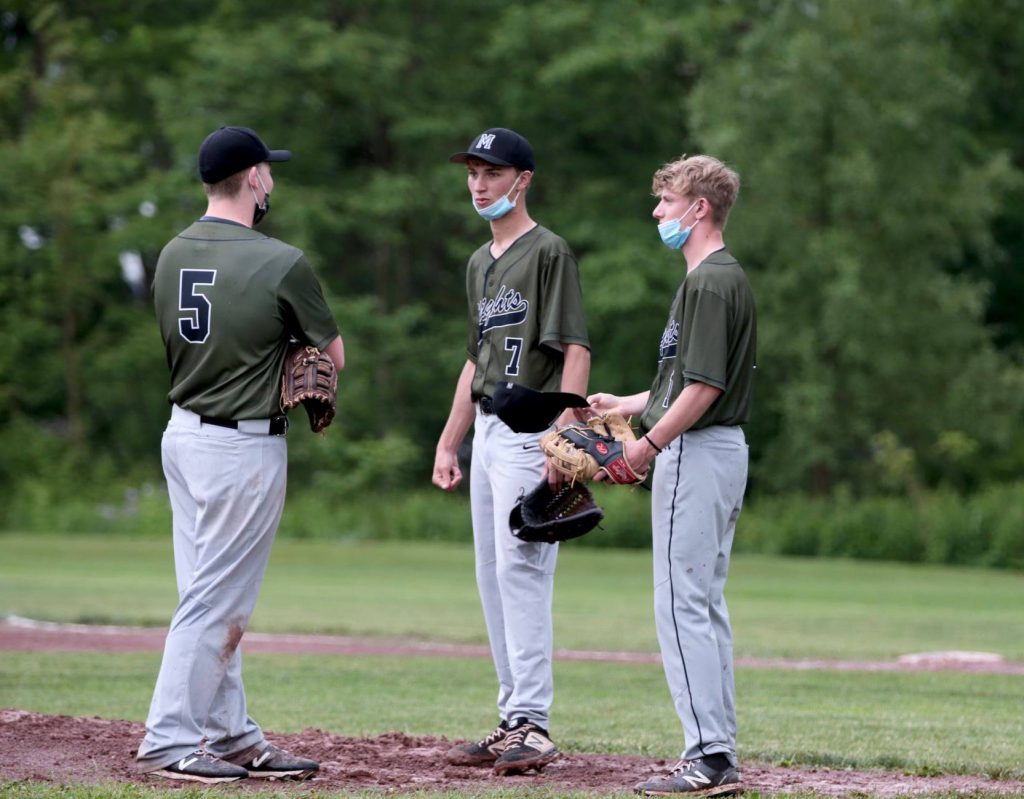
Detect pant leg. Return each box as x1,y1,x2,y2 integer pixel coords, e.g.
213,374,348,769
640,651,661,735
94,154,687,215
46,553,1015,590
470,410,558,727
470,410,514,720
711,500,743,751
137,412,287,770
205,648,257,758
487,417,557,727
203,432,287,759
651,426,747,763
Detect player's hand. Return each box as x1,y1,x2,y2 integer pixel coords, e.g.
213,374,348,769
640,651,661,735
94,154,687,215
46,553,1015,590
593,438,653,483
542,452,570,491
587,392,624,416
554,407,589,428
432,448,463,491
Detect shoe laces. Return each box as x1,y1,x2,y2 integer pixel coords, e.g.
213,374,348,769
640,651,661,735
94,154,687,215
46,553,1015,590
669,759,695,775
503,722,536,749
478,723,507,748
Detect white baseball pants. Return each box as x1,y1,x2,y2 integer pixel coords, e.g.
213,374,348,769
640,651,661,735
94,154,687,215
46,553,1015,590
136,405,287,771
651,424,748,765
470,407,558,728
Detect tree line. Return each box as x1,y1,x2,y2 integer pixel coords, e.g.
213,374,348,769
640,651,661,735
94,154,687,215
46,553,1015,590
1,0,1022,515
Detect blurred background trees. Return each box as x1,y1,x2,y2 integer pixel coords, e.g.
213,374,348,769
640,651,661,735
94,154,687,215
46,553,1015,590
1,0,1022,526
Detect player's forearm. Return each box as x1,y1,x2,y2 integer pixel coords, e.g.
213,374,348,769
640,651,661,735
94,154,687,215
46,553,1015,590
559,344,590,396
437,360,476,451
646,382,722,449
324,335,345,372
615,391,650,417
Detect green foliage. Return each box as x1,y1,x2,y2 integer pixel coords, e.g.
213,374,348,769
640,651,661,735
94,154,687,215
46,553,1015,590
691,0,1024,494
1,0,1023,514
738,481,1024,569
7,470,1024,573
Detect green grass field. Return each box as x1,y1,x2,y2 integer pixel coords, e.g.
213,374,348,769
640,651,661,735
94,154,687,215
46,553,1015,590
2,533,1024,796
2,534,1023,659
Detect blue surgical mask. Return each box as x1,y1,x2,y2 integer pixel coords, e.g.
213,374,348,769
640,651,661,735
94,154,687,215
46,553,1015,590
475,173,523,221
657,200,700,250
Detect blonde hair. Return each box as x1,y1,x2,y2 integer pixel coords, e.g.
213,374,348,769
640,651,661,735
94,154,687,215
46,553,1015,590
652,154,740,228
203,170,247,198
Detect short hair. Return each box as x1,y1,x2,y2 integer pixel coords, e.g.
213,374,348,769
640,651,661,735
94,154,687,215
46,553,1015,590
203,170,247,199
464,156,528,175
651,154,740,228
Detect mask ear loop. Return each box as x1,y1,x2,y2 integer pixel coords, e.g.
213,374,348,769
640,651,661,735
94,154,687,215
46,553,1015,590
506,170,529,204
251,168,270,213
675,199,700,226
254,169,270,199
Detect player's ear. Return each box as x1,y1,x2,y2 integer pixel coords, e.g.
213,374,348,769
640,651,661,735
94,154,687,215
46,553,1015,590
518,170,533,190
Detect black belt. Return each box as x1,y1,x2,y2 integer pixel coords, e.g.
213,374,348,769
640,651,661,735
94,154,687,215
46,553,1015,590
200,415,289,436
477,396,494,414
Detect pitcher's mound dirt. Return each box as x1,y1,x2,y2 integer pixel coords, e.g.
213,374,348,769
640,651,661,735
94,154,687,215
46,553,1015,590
2,710,1023,796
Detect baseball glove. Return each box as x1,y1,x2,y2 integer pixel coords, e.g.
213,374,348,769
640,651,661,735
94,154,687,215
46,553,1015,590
280,344,338,434
509,480,604,544
540,413,646,485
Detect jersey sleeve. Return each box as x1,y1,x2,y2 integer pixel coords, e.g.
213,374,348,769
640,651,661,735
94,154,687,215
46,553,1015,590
681,287,728,390
538,248,589,350
465,263,479,361
278,254,339,350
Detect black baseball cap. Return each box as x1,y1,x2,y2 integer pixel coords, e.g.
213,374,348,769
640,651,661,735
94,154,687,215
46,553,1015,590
449,128,535,172
198,126,292,184
492,381,589,433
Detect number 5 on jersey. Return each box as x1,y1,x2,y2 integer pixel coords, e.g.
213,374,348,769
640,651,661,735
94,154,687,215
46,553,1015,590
178,269,216,343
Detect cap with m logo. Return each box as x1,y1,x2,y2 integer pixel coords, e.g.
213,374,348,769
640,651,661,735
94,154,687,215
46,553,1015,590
449,127,534,172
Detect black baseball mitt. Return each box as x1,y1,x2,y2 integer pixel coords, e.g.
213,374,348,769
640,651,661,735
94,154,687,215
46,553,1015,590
509,480,604,544
280,343,338,434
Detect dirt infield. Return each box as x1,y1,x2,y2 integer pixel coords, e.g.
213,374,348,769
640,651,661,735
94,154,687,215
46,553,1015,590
4,709,1024,796
4,619,1024,795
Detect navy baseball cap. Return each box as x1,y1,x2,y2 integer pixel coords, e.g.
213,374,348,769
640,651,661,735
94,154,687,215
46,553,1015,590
198,126,292,184
492,381,589,433
449,128,535,172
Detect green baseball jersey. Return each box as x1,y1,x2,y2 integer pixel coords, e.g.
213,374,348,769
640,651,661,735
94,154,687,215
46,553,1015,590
153,219,339,419
641,248,756,432
466,225,589,399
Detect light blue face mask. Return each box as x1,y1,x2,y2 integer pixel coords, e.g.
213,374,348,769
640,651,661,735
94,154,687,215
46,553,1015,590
657,200,700,250
475,172,523,221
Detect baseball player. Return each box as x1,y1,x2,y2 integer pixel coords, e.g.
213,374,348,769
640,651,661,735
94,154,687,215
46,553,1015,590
136,125,345,783
432,128,591,775
588,155,755,796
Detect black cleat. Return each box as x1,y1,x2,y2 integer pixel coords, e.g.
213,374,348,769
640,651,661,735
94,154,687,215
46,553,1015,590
446,719,510,765
151,749,248,784
226,743,319,780
493,718,560,775
634,758,743,796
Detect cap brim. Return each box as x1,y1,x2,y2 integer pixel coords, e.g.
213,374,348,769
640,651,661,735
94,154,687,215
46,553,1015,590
267,149,292,162
449,151,513,167
492,382,590,433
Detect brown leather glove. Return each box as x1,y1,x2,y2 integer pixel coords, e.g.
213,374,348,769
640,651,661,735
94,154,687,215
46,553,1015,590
280,344,338,434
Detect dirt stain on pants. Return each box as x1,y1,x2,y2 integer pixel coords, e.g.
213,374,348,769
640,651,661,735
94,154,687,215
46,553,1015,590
221,617,246,663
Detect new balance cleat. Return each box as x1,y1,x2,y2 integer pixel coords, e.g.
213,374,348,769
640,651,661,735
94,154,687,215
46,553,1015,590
634,758,743,796
493,718,560,775
446,719,510,765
